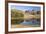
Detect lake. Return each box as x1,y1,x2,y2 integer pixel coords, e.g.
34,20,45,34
20,19,40,27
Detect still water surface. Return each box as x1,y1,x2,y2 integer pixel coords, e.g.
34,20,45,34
20,19,40,27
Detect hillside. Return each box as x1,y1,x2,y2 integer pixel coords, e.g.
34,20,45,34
11,9,24,19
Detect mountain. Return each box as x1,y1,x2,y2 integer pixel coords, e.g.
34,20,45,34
25,10,40,15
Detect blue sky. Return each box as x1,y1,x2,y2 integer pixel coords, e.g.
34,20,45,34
11,5,41,11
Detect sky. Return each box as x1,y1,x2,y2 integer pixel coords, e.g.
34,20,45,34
11,5,41,11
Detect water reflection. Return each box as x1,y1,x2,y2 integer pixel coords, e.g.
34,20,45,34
11,19,24,24
21,19,40,25
11,18,40,26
